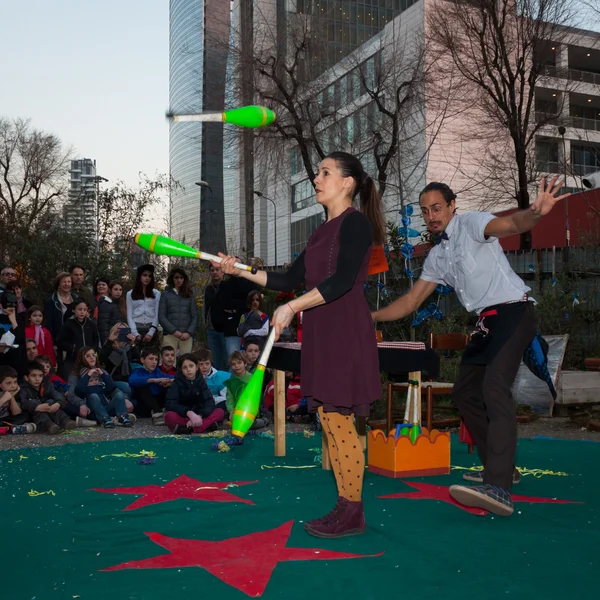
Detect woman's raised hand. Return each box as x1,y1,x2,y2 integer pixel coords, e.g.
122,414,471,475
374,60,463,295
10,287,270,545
211,253,241,277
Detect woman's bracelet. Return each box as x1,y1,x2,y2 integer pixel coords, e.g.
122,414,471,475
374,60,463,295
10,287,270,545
287,302,297,315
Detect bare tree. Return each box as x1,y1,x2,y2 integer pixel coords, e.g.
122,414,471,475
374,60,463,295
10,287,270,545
224,10,452,202
427,0,579,248
0,118,70,235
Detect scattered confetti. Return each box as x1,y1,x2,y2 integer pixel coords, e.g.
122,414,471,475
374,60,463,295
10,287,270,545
28,489,55,497
451,465,569,478
47,456,56,460
94,450,156,461
217,441,230,453
260,464,317,470
198,430,226,439
195,484,239,491
60,429,90,435
303,430,315,438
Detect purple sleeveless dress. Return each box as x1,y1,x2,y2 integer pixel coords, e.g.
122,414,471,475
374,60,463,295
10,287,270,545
301,207,381,416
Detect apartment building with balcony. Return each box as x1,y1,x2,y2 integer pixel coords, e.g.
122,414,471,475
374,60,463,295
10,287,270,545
253,3,600,263
534,30,600,189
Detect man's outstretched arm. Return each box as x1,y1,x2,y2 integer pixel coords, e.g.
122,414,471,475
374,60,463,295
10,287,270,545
373,279,438,322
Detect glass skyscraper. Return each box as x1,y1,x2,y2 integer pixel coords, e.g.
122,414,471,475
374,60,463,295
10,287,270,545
169,0,229,252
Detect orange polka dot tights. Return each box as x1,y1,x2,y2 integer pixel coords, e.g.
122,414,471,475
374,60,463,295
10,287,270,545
318,407,364,502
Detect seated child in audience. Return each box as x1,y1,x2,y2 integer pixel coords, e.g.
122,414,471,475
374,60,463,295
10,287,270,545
128,347,174,425
244,338,262,374
164,353,224,434
74,347,133,429
159,346,177,376
25,306,56,367
37,354,96,427
20,361,76,434
224,350,266,429
0,365,35,434
100,322,138,411
196,348,230,409
264,371,305,422
57,299,99,376
36,355,68,395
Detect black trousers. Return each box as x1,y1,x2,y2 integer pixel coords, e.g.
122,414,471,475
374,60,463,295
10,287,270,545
133,386,166,416
452,305,538,491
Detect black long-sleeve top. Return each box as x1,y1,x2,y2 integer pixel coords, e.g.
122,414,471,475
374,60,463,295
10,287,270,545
266,210,372,303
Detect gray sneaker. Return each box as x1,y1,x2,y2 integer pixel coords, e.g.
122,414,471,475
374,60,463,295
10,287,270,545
450,484,514,517
12,423,36,435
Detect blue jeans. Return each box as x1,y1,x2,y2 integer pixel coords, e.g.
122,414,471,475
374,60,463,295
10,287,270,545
86,391,127,422
225,336,242,361
207,329,227,371
114,381,137,411
113,381,132,398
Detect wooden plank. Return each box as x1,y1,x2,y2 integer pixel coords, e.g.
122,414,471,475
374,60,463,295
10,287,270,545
557,370,600,405
273,369,286,456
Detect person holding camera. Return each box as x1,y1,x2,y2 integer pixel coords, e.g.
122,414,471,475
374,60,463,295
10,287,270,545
0,301,27,374
100,322,139,414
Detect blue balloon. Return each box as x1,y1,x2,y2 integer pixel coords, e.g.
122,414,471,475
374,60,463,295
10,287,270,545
435,284,454,295
401,242,414,260
398,226,420,239
404,205,414,217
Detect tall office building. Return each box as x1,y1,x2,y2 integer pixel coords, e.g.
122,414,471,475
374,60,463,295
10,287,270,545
169,0,230,253
64,158,100,245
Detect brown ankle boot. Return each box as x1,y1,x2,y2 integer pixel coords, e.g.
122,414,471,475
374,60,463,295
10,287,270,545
304,498,366,539
304,497,344,531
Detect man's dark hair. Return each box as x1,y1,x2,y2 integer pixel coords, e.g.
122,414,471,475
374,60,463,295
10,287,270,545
160,345,175,355
69,265,85,273
419,182,457,205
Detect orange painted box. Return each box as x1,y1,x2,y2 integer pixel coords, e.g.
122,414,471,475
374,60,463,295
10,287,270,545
367,428,451,478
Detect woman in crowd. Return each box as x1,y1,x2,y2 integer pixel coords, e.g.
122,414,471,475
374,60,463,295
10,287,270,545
92,278,110,320
97,280,127,343
126,264,161,348
44,272,80,378
159,267,198,355
237,290,269,348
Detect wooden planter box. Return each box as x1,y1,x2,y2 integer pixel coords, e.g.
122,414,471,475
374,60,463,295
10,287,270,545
557,370,600,406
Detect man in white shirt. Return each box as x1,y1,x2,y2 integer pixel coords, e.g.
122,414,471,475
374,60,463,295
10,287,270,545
373,178,569,517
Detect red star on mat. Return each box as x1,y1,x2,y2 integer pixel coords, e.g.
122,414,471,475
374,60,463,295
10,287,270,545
101,520,382,597
93,474,258,511
379,481,582,516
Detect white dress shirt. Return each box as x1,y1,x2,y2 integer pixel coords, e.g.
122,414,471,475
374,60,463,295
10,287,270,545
420,212,531,314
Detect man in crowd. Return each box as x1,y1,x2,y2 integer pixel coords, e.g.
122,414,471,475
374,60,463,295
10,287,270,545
70,265,95,308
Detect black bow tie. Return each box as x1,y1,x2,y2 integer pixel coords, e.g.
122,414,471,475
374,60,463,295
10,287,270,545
434,231,449,244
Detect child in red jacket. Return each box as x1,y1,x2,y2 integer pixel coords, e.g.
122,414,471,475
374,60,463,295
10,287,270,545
25,306,57,367
263,372,305,422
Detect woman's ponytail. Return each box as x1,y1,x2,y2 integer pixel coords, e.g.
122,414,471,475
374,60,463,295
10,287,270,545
360,175,386,246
